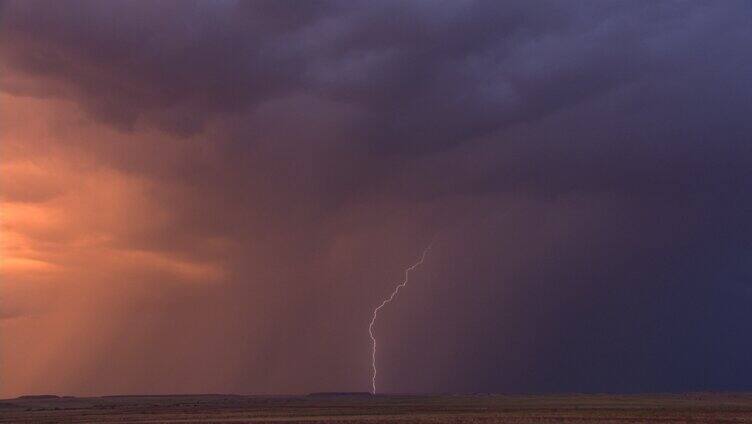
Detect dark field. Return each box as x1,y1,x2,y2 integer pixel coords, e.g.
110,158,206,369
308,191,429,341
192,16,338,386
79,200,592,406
2,393,752,423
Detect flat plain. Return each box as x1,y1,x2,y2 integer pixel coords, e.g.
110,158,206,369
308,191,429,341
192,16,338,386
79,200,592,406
2,393,752,423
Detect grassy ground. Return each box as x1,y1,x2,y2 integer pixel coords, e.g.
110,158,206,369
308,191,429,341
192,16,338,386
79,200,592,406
2,393,751,423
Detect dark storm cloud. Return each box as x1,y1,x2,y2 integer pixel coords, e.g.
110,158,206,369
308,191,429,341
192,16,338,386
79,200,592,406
0,2,683,144
1,0,334,133
2,0,752,395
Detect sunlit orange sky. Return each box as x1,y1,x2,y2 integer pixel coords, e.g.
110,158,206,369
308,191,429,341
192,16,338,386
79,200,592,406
2,1,752,397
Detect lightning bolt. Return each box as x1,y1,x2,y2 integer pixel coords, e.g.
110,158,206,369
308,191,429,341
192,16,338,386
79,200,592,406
368,243,432,394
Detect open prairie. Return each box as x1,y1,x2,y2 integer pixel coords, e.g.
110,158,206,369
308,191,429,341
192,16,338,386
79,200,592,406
2,393,752,423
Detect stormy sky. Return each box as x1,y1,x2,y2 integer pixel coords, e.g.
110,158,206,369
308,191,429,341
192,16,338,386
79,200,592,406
1,0,752,397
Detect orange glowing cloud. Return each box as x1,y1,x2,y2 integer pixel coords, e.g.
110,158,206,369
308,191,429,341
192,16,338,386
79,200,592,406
0,92,231,397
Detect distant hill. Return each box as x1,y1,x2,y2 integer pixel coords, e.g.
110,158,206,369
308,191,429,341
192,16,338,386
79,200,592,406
16,395,59,400
307,392,372,397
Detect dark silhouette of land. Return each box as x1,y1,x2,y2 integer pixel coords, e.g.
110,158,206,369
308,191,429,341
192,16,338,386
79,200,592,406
2,393,752,423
